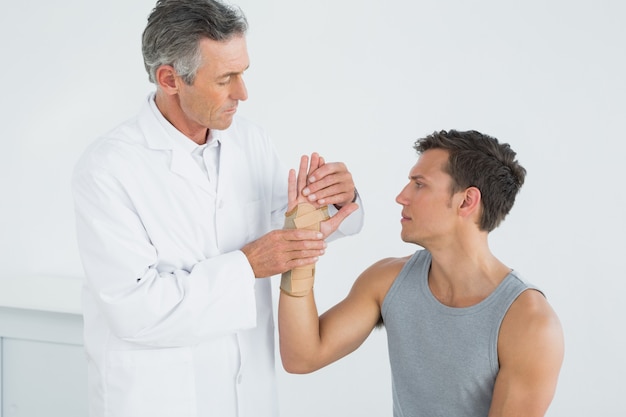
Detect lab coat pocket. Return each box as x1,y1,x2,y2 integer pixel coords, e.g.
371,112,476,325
106,347,196,417
216,199,268,252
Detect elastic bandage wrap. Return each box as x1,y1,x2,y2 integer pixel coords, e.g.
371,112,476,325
281,203,329,296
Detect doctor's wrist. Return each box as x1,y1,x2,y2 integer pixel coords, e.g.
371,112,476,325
333,188,358,210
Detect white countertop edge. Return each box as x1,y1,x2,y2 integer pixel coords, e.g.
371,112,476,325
0,275,83,315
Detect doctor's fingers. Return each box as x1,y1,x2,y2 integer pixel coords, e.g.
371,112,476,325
284,254,322,270
280,242,327,271
253,251,321,278
306,161,351,188
241,230,326,277
305,181,355,207
279,229,327,250
273,230,327,262
304,168,354,203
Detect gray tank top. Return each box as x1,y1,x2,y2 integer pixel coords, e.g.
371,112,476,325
381,250,537,417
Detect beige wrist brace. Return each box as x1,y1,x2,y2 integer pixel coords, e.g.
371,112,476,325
281,203,330,296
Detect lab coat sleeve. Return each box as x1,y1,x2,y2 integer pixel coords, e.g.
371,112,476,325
72,159,257,347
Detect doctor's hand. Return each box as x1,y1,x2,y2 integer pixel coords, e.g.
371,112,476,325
300,152,358,208
241,229,326,278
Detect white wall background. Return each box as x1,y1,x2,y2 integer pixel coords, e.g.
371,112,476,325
1,0,625,415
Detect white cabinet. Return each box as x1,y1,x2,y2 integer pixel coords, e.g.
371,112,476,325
0,277,87,417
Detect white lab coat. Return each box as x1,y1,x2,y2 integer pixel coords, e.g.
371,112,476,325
72,95,363,417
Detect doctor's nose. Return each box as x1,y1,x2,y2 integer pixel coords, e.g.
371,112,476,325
231,75,248,101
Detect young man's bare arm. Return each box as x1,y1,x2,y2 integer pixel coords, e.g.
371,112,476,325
488,290,564,417
278,257,405,374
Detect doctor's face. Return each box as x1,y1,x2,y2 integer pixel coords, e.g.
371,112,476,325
176,35,249,132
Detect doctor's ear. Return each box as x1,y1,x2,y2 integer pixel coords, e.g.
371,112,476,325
155,65,179,94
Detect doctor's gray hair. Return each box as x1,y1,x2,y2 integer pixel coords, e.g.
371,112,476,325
142,0,248,85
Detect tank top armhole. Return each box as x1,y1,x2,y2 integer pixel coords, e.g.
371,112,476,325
381,250,427,318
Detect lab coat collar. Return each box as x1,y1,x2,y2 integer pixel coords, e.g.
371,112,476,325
136,93,241,196
139,93,192,151
136,94,211,193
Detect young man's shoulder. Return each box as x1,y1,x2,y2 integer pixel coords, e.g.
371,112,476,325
506,288,559,328
368,255,412,273
352,255,413,303
499,288,563,361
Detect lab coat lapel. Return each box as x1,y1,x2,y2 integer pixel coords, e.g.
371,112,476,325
169,150,213,194
137,98,213,194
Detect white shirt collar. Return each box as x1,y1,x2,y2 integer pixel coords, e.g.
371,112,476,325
148,93,220,154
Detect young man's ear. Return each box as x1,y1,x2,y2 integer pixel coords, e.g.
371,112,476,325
459,186,481,216
155,65,179,94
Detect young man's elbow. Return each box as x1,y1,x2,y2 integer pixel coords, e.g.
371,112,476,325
280,355,318,374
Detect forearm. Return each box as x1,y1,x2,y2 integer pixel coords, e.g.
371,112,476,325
278,286,377,374
277,164,366,372
278,290,325,373
280,203,329,295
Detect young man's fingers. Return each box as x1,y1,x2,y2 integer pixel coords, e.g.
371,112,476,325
308,152,321,178
297,155,310,194
287,169,297,211
320,203,359,237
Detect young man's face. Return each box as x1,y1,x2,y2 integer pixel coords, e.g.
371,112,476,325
395,148,464,247
175,35,249,132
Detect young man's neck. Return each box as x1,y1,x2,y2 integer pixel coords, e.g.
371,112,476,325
426,239,510,308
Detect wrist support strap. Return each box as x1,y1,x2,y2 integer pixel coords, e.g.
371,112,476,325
281,203,329,296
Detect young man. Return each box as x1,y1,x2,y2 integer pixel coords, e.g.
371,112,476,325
279,130,564,416
72,1,361,416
